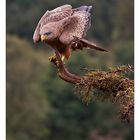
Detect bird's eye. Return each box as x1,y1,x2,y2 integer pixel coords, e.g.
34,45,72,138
45,32,52,35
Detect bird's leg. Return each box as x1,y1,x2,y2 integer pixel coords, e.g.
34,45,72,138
48,53,65,66
61,55,65,62
48,53,57,62
48,53,58,66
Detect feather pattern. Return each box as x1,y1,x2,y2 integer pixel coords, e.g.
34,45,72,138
33,4,73,43
59,10,91,45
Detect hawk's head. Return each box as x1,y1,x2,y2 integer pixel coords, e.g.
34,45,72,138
39,22,62,42
40,31,53,42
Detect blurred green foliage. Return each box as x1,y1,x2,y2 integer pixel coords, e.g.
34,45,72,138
6,36,50,140
7,0,134,140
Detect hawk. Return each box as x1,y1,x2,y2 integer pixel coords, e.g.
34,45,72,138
33,4,107,62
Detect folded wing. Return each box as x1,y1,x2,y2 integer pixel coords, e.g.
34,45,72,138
59,6,92,45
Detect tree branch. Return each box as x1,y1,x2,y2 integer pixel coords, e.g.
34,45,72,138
50,49,134,123
54,49,89,84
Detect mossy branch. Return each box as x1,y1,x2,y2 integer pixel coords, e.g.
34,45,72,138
52,49,134,123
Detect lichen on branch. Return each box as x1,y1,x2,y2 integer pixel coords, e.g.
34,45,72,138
74,66,134,122
52,49,134,122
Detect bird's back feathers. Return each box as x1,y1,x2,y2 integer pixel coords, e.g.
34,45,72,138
74,5,92,12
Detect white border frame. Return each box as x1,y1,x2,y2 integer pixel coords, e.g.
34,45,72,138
135,0,140,140
0,0,6,139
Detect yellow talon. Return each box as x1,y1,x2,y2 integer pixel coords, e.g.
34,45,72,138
48,54,58,66
48,54,56,62
48,53,65,66
61,55,65,61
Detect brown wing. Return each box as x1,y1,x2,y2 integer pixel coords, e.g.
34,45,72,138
59,10,91,45
71,37,108,52
33,4,73,43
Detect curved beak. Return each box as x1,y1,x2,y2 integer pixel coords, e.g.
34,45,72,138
41,35,47,42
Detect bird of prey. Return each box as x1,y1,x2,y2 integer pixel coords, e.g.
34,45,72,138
33,4,107,62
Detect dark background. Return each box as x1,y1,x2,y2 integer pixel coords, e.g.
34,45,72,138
6,0,134,140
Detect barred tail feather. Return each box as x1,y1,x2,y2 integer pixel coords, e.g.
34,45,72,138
71,36,108,52
80,38,108,52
